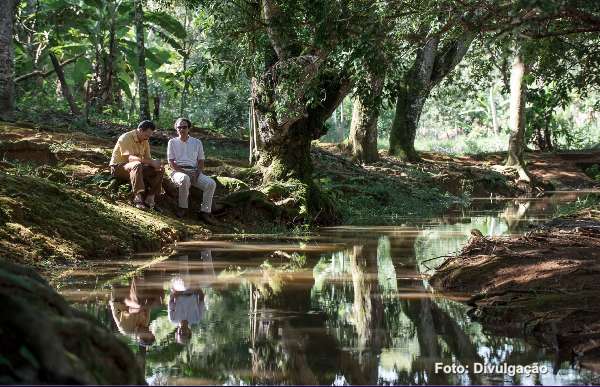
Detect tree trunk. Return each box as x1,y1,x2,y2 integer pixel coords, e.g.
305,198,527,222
153,94,160,120
505,44,531,182
389,37,438,162
252,74,349,223
101,4,118,106
544,125,553,151
349,76,383,163
389,32,474,162
336,103,344,142
0,0,19,120
489,86,500,135
350,61,386,163
179,55,189,116
49,52,81,116
389,83,428,162
134,0,150,121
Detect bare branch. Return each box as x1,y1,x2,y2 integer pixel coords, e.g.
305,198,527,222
15,54,83,83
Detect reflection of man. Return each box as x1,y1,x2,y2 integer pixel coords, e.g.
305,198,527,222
167,118,218,224
168,287,205,344
168,250,213,344
110,120,164,209
110,277,164,346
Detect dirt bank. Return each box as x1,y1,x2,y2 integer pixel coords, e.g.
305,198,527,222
430,207,600,372
2,118,599,271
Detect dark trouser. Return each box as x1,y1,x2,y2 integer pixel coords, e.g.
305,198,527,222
111,161,163,196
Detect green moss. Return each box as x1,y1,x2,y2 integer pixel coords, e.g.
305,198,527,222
0,170,204,266
215,176,249,192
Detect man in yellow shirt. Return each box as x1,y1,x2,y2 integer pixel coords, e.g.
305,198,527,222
110,120,163,209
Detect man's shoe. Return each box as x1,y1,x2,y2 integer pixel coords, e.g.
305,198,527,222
198,212,221,226
144,194,155,208
133,200,147,210
148,205,163,214
133,193,146,209
175,207,187,218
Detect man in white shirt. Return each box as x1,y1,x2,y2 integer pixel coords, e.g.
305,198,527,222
167,118,218,224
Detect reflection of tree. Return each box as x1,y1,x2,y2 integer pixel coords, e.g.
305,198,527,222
312,230,487,384
248,260,372,385
349,242,385,384
400,233,484,385
501,200,531,232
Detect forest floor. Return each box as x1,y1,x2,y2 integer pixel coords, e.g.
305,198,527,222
430,200,600,372
1,119,600,273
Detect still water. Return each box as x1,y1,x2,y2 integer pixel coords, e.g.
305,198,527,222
58,193,600,385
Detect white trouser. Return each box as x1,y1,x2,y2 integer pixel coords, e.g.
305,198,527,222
170,170,216,212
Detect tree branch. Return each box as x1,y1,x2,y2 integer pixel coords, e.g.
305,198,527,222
430,31,476,86
15,54,83,83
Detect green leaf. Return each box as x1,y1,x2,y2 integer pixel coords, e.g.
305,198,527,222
117,77,133,99
70,57,93,85
81,0,102,8
147,25,184,54
144,11,187,40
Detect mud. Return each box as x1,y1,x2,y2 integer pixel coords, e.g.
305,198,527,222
430,217,600,372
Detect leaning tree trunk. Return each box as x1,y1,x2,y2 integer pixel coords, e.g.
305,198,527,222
389,37,438,162
252,73,350,224
179,55,189,116
389,82,429,162
505,44,531,182
0,0,19,120
49,52,81,116
134,0,150,121
350,74,384,163
153,94,160,120
389,32,474,162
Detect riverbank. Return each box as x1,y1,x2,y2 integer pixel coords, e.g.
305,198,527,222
2,119,600,273
430,198,600,372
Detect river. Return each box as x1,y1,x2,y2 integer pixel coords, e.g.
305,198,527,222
55,192,600,385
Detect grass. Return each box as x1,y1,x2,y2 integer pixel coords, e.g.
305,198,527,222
554,193,600,219
314,158,461,225
204,140,249,161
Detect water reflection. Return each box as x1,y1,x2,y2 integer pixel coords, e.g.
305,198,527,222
110,277,164,347
59,193,600,385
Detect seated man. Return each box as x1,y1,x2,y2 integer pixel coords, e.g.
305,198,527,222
167,118,218,224
110,120,163,209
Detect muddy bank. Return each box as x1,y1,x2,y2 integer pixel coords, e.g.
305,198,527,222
2,118,599,270
0,121,283,271
430,213,600,371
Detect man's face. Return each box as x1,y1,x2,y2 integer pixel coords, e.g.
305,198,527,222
137,128,153,141
176,121,190,138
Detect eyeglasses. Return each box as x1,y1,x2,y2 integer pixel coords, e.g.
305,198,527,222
176,126,189,129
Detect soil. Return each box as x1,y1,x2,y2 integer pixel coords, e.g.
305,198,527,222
430,212,600,372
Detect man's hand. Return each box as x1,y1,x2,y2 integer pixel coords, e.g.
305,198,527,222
193,169,200,182
150,159,163,170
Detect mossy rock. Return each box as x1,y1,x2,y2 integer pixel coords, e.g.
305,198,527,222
0,260,145,384
215,176,249,193
218,189,287,224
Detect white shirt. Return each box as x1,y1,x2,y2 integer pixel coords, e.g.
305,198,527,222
167,136,205,167
168,292,204,325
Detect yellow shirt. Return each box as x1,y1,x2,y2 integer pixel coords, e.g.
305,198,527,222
109,130,151,165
